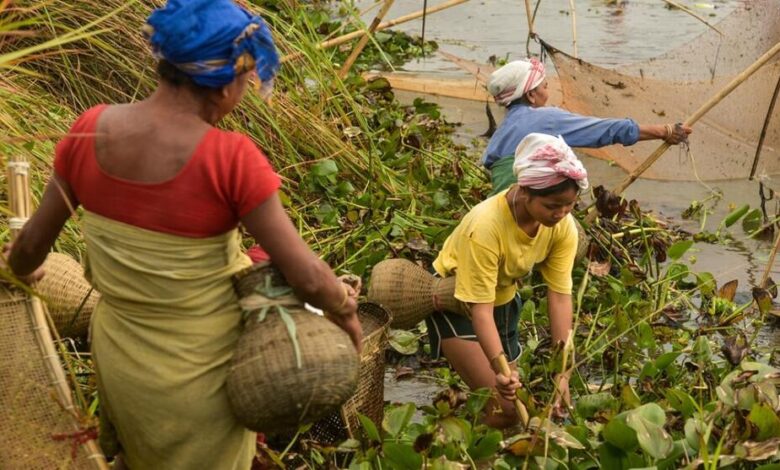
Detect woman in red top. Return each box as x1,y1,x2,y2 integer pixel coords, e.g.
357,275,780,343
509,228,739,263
7,1,361,468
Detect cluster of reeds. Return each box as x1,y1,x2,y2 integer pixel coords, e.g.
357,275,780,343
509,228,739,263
1,0,485,273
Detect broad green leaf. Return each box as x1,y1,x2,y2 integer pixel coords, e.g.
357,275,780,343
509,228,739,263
312,159,338,177
467,429,503,460
696,272,717,296
742,208,763,233
665,389,698,419
748,403,780,440
654,351,682,371
637,321,655,350
465,388,492,417
388,329,419,355
383,403,416,438
576,392,618,419
433,190,450,209
358,413,381,442
383,442,423,470
684,418,707,451
602,412,638,452
438,417,470,444
549,429,586,450
692,336,712,363
621,384,642,409
667,240,694,260
626,411,673,459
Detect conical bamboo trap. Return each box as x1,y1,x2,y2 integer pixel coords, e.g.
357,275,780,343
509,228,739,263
36,252,98,339
1,157,107,468
367,258,470,330
226,262,359,433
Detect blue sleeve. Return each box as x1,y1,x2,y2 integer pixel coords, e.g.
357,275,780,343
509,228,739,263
540,107,640,148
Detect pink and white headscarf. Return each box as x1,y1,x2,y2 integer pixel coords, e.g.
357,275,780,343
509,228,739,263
487,58,546,107
513,133,589,191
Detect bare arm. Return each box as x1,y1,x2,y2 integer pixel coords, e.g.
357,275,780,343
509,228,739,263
638,123,692,144
8,175,77,278
547,289,573,417
471,302,520,400
240,194,361,349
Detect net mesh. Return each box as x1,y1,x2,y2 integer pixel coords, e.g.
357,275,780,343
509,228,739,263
0,286,98,469
542,0,780,183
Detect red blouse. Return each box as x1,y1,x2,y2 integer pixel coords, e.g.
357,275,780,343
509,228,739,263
54,105,281,239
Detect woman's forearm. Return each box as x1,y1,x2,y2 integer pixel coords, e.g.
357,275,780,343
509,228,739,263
471,302,504,364
547,289,573,346
637,124,666,141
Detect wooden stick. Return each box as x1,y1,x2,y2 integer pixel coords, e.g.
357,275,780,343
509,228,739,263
760,229,780,289
569,0,578,58
7,157,108,469
661,0,723,36
585,41,780,223
494,353,530,427
524,0,535,37
337,0,395,79
750,72,780,179
281,0,469,63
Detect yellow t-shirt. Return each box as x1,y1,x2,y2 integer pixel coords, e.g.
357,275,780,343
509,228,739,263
433,189,577,306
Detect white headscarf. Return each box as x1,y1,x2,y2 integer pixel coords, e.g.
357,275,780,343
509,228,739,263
487,58,546,107
513,133,589,191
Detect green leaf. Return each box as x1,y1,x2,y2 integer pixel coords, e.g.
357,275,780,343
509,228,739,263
438,417,470,444
603,412,639,452
692,336,712,363
742,208,763,233
383,403,416,438
667,240,694,260
467,429,503,460
433,190,450,209
626,406,673,459
311,159,339,177
684,418,707,451
723,204,750,227
382,442,423,470
637,321,655,350
465,388,492,417
621,384,642,409
748,403,780,440
358,413,381,442
576,392,618,419
388,329,419,355
696,272,717,296
654,351,682,371
665,389,698,419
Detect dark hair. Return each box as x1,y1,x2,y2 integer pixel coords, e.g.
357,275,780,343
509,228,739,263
157,59,210,91
527,178,580,198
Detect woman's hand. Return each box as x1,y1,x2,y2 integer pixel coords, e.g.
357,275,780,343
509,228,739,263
324,305,363,354
1,243,45,285
665,123,692,145
495,370,522,402
551,372,571,420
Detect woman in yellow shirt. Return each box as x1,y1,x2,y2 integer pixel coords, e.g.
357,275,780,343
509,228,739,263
426,133,587,428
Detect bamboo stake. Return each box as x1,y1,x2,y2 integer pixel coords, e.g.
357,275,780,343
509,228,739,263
749,72,780,179
7,157,108,469
494,354,530,428
281,0,469,63
759,229,780,289
585,41,780,223
661,0,722,36
569,0,577,58
524,0,535,37
337,0,395,79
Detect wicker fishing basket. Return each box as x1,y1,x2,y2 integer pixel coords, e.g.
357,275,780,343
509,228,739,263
0,285,101,467
226,263,359,434
367,258,469,329
574,219,589,264
36,252,98,338
309,302,391,443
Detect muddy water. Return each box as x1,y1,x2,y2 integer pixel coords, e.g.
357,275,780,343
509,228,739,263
367,0,779,406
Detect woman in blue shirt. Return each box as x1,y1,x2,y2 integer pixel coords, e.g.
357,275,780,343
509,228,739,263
484,58,692,194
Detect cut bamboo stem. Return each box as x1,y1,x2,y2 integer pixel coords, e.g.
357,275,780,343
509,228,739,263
281,0,469,63
585,41,780,223
661,0,722,36
337,0,395,79
494,354,530,428
524,0,535,37
569,0,577,58
7,156,108,469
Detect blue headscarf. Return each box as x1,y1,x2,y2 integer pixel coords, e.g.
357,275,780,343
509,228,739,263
145,0,279,89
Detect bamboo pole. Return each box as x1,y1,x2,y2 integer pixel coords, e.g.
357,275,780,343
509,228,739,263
749,72,780,179
569,0,577,58
585,41,780,223
281,0,469,63
494,354,530,428
337,0,395,79
524,0,535,37
661,0,722,36
6,157,108,469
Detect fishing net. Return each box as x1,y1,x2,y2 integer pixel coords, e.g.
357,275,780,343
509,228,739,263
0,285,102,468
541,0,780,184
